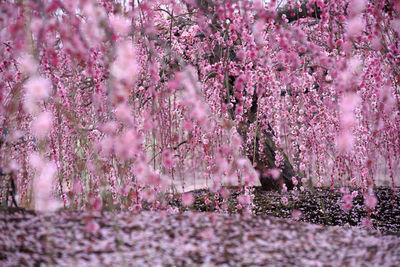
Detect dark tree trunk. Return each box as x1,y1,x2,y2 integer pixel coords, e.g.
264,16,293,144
253,131,296,191
237,95,297,191
191,0,302,191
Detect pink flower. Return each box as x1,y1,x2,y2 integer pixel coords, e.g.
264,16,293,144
341,113,355,129
348,0,366,16
337,132,354,153
237,50,246,61
238,194,251,206
190,102,208,125
115,129,139,160
371,37,382,50
347,16,364,37
32,111,53,139
243,171,258,185
252,19,265,44
365,195,378,209
220,188,230,199
253,0,264,9
182,193,194,206
143,189,156,203
73,180,84,194
24,76,51,101
235,81,244,91
85,220,100,233
162,149,175,168
282,184,287,193
92,196,102,212
18,54,37,75
134,162,148,176
234,104,243,116
299,163,306,171
30,18,43,36
292,210,302,220
111,41,139,84
98,136,114,157
281,196,288,206
101,121,120,135
29,152,45,170
133,204,142,212
168,79,180,91
341,202,352,212
342,194,353,203
147,171,161,186
392,19,400,36
267,168,281,180
361,217,372,228
115,104,133,124
109,14,130,36
33,161,61,213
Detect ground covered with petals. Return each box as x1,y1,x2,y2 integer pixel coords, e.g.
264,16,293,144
1,207,400,266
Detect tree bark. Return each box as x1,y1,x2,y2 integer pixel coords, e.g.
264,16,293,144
237,95,297,191
190,0,303,191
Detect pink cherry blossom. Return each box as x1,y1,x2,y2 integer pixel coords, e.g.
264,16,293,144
347,16,364,37
341,202,353,212
348,0,366,16
281,197,288,206
365,195,378,210
115,103,133,124
162,149,176,168
33,161,61,213
111,41,139,84
18,54,38,75
85,220,100,233
267,168,282,180
361,217,373,228
182,193,194,206
238,194,251,206
31,111,53,139
109,14,131,36
291,210,302,220
24,76,51,101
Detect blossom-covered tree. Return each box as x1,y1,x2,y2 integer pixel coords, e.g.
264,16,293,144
0,0,399,213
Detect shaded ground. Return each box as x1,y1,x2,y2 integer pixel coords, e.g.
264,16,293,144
170,186,400,235
251,186,400,235
1,210,400,266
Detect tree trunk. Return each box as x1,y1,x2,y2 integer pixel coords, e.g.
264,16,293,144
253,131,296,191
193,0,301,191
236,96,297,191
